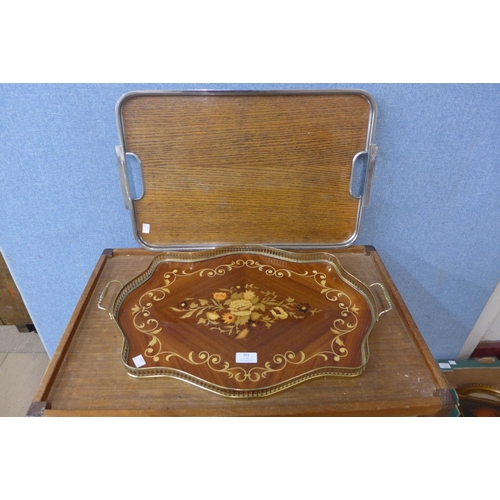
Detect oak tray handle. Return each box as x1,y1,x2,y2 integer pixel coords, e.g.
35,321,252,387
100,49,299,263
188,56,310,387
368,282,393,319
97,280,123,319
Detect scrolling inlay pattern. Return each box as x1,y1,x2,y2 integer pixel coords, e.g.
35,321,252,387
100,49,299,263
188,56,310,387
129,259,360,382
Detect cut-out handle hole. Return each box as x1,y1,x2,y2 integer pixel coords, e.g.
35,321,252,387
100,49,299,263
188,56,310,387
125,152,144,200
350,151,368,199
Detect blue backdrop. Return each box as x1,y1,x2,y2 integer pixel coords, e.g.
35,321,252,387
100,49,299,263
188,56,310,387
1,83,499,358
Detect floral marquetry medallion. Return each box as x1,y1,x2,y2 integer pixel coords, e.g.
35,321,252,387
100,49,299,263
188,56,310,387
104,246,391,397
170,284,322,340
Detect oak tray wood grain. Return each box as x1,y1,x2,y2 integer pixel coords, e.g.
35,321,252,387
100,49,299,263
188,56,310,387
29,246,454,416
117,91,375,249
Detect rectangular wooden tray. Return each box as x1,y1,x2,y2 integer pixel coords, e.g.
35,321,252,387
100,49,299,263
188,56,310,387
29,246,455,416
116,90,377,250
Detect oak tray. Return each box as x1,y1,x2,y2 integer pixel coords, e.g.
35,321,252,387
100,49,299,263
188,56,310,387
29,247,454,416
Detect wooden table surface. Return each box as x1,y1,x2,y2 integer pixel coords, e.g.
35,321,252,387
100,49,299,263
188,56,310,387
30,246,454,416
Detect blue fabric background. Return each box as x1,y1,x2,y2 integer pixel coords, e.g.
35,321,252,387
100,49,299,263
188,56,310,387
1,83,499,358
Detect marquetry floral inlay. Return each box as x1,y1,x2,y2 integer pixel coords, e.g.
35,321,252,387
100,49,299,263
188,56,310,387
128,258,361,379
170,283,320,340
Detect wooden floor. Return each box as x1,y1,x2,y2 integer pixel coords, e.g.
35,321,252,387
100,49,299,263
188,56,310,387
0,325,49,417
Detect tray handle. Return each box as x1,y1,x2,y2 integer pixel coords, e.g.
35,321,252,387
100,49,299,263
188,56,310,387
97,280,123,319
368,282,393,319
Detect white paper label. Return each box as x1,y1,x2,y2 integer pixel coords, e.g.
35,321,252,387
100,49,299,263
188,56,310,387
142,223,150,234
438,362,451,369
133,354,146,368
236,352,258,363
449,360,457,365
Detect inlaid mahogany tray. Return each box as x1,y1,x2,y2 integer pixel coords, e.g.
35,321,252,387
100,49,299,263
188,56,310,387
99,245,392,397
